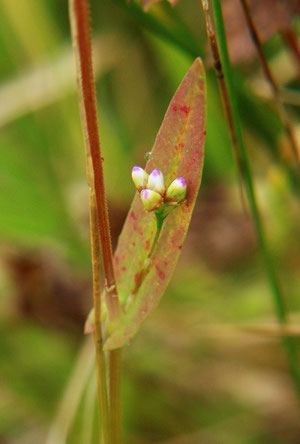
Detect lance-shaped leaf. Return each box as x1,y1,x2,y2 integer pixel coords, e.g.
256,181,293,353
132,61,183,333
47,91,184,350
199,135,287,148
104,58,206,350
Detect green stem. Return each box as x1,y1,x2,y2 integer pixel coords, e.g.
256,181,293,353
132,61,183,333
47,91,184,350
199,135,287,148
211,0,300,403
149,213,164,257
89,192,110,444
127,213,164,307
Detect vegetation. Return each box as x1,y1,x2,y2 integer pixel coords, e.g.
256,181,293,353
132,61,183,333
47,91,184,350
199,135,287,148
0,0,300,443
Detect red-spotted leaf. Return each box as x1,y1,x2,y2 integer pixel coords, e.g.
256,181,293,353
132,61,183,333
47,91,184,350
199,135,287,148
104,58,206,350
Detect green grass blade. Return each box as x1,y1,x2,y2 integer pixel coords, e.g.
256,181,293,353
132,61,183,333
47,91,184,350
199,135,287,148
211,0,300,402
113,0,202,58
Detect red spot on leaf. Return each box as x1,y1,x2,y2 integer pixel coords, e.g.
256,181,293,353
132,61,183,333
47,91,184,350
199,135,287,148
155,264,166,280
115,255,119,265
121,266,127,272
145,239,150,250
180,105,190,114
132,241,136,247
172,104,190,115
171,238,182,250
139,231,144,237
130,211,137,221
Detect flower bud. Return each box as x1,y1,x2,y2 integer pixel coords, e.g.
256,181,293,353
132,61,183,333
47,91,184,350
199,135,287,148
147,169,165,195
165,177,187,202
132,166,149,192
140,189,163,211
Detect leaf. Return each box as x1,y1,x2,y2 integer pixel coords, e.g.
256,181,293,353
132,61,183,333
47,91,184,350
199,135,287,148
104,57,206,350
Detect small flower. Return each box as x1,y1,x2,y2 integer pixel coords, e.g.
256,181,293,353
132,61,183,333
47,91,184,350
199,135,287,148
165,177,187,203
132,165,187,216
132,166,149,192
147,169,165,195
140,189,163,211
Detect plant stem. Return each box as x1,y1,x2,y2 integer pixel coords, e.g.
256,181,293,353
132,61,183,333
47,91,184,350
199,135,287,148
201,0,247,212
69,0,121,323
69,1,123,442
239,0,300,168
211,0,300,404
127,213,164,306
89,191,110,444
149,213,164,257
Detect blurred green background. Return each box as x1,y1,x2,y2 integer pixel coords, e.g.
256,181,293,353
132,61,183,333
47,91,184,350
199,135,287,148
1,0,300,442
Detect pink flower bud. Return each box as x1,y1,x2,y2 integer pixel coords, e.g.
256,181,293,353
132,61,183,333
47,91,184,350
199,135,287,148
140,189,163,211
165,177,187,202
132,166,149,192
147,169,165,195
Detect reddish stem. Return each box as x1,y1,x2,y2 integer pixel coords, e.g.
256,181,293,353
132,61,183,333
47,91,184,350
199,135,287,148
70,0,121,322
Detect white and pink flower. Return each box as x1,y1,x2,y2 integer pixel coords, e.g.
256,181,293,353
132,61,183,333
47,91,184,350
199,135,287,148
132,166,187,214
165,177,187,203
140,189,163,211
132,166,149,192
147,168,165,195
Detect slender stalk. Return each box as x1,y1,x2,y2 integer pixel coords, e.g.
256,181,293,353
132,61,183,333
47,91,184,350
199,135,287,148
239,0,300,168
211,0,300,403
127,213,164,306
201,0,247,212
149,213,164,257
89,191,110,444
69,0,121,323
69,1,123,442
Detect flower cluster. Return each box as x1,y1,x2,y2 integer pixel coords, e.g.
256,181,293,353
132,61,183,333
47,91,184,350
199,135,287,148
132,166,187,215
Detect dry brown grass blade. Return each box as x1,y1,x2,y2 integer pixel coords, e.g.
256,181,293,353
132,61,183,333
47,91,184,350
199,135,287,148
192,322,300,338
46,337,94,444
0,34,128,128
